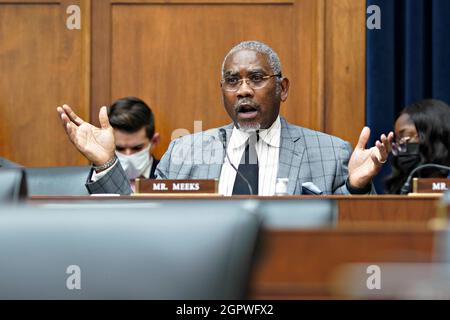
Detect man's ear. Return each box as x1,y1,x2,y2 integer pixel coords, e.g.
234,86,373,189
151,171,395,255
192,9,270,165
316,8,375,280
280,77,290,102
150,132,160,152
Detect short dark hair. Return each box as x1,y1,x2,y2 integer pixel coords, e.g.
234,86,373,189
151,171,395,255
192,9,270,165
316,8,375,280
385,99,450,193
108,97,155,139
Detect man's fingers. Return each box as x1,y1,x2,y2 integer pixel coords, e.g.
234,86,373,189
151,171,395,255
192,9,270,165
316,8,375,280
375,140,388,164
378,131,394,155
57,106,65,124
376,140,387,156
370,152,382,166
388,131,394,140
62,104,85,126
57,107,79,144
356,127,371,150
59,111,73,133
65,121,79,145
386,132,394,153
381,134,390,154
98,106,111,129
60,112,69,127
57,106,69,124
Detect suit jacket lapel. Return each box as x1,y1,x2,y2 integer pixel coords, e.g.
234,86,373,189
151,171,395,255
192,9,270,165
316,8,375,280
199,119,306,194
199,124,233,179
277,117,306,194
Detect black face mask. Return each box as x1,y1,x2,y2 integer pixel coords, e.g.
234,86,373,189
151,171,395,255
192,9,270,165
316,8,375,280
395,143,421,173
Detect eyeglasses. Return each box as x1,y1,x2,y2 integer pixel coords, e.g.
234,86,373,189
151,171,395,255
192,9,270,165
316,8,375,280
221,73,281,92
391,136,414,156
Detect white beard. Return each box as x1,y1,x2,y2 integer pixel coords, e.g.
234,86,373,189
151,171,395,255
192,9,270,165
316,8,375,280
237,122,261,133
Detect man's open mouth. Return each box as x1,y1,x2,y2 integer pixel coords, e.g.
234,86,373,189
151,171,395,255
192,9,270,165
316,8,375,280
237,104,259,119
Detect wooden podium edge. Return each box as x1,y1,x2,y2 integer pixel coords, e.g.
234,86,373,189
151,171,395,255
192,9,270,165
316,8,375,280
407,193,443,198
131,193,223,197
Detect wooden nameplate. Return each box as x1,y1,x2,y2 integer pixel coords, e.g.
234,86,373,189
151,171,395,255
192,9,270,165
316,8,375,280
134,179,219,194
412,178,450,194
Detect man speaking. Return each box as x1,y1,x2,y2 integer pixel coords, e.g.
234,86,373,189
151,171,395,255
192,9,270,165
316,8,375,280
57,41,393,195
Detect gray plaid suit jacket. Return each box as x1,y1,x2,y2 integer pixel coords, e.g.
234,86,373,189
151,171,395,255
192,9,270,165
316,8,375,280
0,157,20,168
86,117,375,195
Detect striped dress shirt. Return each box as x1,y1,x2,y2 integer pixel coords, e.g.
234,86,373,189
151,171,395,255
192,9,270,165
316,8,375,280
219,116,281,196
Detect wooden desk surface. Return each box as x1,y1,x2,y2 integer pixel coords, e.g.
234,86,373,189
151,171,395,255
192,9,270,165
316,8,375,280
250,226,442,299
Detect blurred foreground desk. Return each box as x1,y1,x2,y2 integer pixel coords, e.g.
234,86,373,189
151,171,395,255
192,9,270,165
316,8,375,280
250,226,439,299
29,195,442,224
28,195,443,299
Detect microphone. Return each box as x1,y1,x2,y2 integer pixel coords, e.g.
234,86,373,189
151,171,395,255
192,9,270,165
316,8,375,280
218,128,254,195
399,163,450,195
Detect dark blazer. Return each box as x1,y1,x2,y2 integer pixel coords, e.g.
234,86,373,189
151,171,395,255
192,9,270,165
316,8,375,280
149,158,160,179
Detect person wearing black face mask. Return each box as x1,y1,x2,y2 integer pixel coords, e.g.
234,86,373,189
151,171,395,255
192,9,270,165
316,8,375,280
392,137,421,173
385,99,450,194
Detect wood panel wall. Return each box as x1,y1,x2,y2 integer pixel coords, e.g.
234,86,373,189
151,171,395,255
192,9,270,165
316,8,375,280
325,0,366,143
0,0,366,166
0,0,90,166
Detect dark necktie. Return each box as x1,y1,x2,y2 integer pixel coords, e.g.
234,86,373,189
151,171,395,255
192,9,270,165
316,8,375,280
232,133,259,195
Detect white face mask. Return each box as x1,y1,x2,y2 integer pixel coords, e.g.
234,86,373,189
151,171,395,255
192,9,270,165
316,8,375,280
115,144,152,179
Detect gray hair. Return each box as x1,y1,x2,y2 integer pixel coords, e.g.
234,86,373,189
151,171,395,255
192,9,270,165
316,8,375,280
221,41,283,79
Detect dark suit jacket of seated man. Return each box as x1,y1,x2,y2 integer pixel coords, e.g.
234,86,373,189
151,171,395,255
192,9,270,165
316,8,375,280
57,41,393,196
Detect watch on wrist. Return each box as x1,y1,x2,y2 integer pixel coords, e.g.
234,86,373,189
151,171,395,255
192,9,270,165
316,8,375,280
93,155,117,173
346,178,372,195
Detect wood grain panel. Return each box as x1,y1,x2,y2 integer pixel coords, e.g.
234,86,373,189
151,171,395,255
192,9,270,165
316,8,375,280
90,0,111,123
338,196,440,224
0,0,90,166
91,0,366,159
91,0,325,159
1,0,367,166
251,227,437,299
325,0,366,148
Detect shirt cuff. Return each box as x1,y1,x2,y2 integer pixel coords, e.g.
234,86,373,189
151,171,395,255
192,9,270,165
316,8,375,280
90,160,119,182
346,178,372,195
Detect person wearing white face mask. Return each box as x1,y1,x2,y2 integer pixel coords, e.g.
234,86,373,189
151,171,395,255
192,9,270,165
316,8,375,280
89,97,160,190
115,144,153,180
110,97,160,180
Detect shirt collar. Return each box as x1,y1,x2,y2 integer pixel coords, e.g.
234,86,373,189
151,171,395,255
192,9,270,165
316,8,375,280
258,116,281,147
229,116,281,149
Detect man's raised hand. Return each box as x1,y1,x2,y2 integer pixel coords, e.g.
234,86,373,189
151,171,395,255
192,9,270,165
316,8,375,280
57,104,115,166
348,127,394,189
